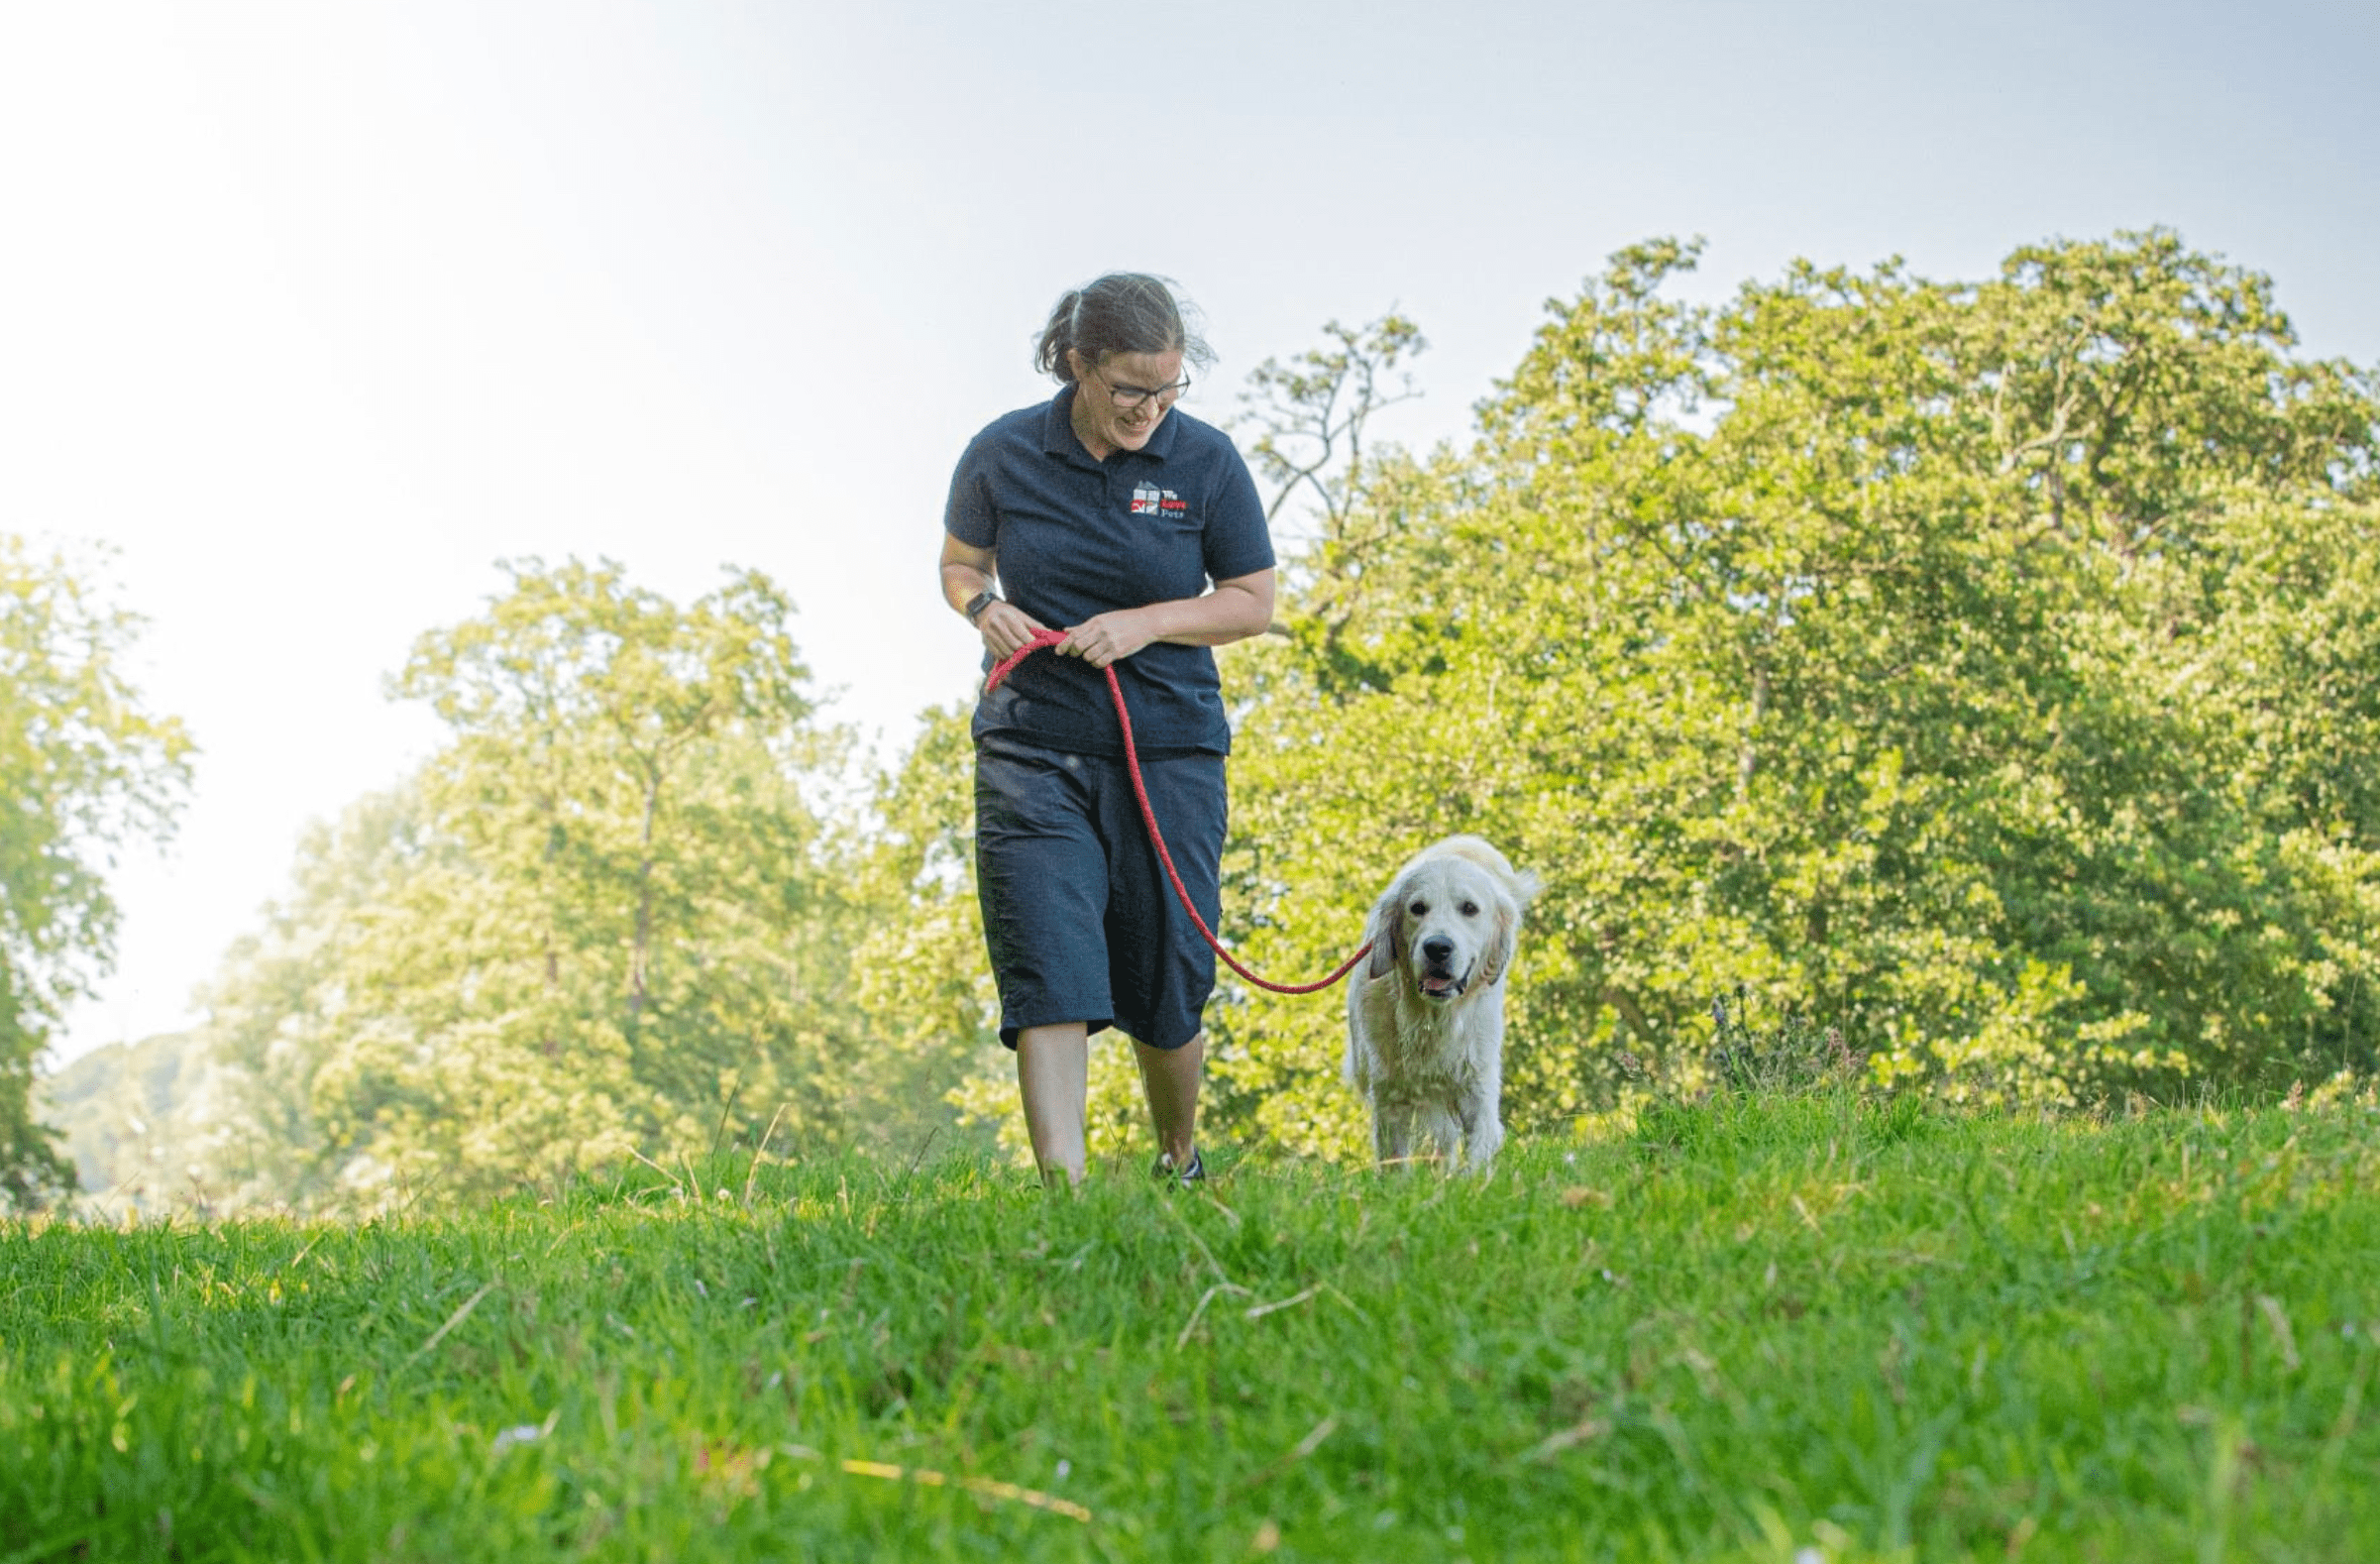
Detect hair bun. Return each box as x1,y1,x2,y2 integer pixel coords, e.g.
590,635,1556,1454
1032,274,1210,384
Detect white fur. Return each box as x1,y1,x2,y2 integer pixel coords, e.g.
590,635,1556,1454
1343,835,1539,1172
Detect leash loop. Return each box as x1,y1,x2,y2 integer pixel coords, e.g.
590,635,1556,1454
984,628,1372,995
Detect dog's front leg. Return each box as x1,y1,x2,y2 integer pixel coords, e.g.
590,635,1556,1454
1417,1103,1466,1172
1372,1102,1420,1170
1458,1080,1505,1172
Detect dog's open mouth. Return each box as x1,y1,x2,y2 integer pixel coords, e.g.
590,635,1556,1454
1420,973,1466,1001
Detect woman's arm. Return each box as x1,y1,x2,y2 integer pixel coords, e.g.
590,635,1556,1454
1054,569,1276,670
1142,568,1275,647
939,532,1044,658
938,531,998,617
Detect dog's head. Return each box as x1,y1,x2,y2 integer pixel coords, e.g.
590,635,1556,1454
1362,838,1538,1003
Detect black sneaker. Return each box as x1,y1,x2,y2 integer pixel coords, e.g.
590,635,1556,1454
1152,1150,1205,1186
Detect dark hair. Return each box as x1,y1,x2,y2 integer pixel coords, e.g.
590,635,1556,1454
1033,273,1215,384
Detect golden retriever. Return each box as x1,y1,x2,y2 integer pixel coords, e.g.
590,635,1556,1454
1344,835,1539,1171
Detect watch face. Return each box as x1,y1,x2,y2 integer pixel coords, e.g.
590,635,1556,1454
966,591,997,621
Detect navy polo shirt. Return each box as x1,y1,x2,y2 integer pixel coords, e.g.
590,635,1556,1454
945,385,1274,756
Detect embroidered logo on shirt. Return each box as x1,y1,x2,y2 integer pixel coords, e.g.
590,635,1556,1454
1130,483,1188,517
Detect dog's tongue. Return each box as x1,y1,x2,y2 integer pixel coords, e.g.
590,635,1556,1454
1422,975,1456,996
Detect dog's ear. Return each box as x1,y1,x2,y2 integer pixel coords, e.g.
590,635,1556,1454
1480,893,1520,987
1363,879,1404,981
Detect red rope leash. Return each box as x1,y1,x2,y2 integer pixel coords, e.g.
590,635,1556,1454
984,627,1372,995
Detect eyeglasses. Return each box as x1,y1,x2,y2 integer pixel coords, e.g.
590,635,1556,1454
1092,365,1191,409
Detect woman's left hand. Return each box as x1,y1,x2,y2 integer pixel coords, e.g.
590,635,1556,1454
1058,610,1154,669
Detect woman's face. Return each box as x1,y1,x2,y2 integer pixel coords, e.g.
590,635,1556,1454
1066,347,1187,459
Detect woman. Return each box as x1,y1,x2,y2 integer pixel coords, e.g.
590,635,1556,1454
938,274,1275,1187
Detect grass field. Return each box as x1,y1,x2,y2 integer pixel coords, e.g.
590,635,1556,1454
4,1091,2377,1562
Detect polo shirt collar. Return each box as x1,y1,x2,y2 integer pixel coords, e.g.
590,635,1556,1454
1041,383,1183,466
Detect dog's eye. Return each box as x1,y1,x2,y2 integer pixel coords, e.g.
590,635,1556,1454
1460,900,1480,917
1409,900,1429,918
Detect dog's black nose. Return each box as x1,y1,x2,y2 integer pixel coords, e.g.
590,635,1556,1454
1420,935,1455,965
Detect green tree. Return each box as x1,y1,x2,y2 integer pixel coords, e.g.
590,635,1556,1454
845,702,1007,1161
208,559,856,1206
200,784,430,1208
1211,232,2380,1152
0,537,191,1207
1237,313,1429,535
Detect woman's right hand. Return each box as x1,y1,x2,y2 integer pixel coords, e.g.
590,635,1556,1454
977,600,1047,660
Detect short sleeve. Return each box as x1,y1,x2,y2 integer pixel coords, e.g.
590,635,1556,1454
1201,446,1273,584
944,434,999,549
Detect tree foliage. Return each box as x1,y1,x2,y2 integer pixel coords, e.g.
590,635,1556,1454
1208,232,2380,1154
204,560,871,1207
839,700,1006,1161
0,537,191,1208
1236,313,1429,536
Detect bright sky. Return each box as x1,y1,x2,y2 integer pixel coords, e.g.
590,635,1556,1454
7,0,2376,1066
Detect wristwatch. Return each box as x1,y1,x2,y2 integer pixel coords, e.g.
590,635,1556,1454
963,589,1001,624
